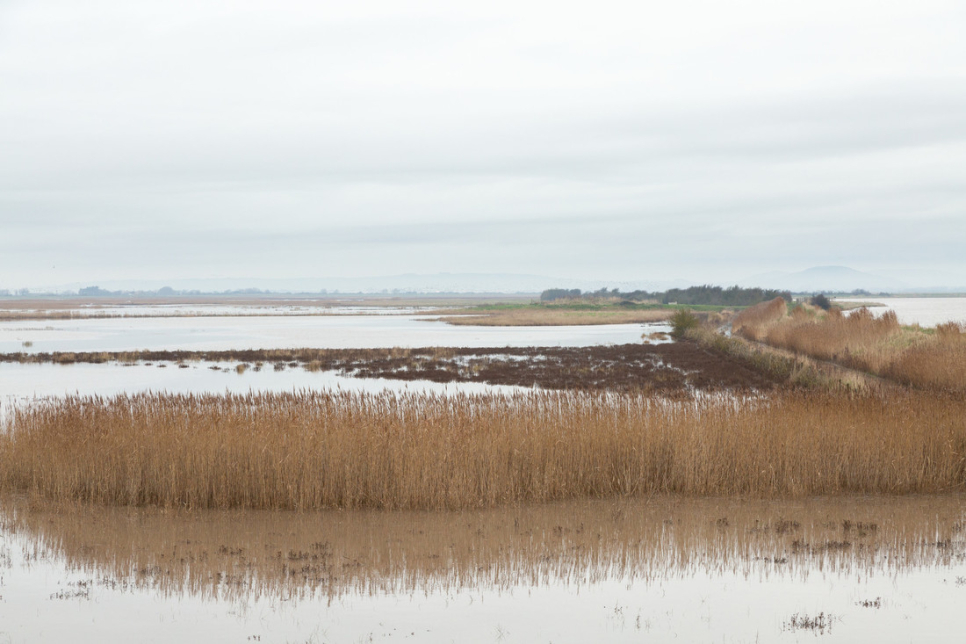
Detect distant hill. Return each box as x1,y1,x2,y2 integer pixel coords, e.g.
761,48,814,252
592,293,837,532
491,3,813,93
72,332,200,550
738,266,907,294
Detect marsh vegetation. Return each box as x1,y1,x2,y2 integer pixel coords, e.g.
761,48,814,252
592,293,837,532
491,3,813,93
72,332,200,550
540,285,791,306
3,389,965,510
3,297,966,642
432,306,674,326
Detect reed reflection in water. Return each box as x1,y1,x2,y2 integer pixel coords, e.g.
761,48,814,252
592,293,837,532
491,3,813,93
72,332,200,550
4,494,965,602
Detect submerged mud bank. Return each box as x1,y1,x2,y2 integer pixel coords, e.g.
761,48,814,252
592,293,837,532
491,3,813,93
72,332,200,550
0,341,783,392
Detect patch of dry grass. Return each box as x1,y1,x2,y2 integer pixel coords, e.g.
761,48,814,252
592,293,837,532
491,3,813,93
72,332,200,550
732,297,788,341
434,308,673,326
2,390,964,510
885,322,966,391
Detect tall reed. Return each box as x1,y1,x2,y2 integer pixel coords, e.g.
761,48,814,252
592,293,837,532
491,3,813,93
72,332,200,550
2,390,964,510
763,307,901,372
732,297,787,341
886,322,966,391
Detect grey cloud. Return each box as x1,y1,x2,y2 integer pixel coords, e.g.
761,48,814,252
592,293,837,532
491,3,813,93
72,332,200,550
2,1,966,289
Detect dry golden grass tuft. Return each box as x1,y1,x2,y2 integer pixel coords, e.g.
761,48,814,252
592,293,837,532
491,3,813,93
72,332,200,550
2,390,965,510
885,322,966,392
732,298,787,341
434,308,674,326
763,308,901,372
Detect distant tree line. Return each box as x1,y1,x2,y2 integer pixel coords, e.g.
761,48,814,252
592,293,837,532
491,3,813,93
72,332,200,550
661,285,792,306
540,285,792,306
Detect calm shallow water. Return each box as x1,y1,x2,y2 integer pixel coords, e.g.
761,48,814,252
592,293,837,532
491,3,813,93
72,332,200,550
3,304,435,317
0,361,529,423
0,315,652,354
2,495,964,643
836,297,966,327
0,316,671,420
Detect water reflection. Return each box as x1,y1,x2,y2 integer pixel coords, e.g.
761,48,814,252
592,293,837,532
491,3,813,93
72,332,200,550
4,495,964,602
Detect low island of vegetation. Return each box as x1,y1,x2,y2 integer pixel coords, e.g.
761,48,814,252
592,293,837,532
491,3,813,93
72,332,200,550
429,285,793,326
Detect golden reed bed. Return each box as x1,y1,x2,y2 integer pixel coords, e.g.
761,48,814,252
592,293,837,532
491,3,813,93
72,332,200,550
2,390,965,510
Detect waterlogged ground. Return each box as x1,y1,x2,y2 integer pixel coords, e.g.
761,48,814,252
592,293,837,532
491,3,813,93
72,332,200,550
1,495,965,643
0,315,675,414
0,361,530,423
0,336,787,422
5,302,966,642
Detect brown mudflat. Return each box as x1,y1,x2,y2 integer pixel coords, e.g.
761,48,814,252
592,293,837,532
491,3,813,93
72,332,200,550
349,341,783,392
3,341,782,392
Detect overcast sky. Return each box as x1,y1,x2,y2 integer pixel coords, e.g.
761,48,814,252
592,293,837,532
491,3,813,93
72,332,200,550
2,0,966,289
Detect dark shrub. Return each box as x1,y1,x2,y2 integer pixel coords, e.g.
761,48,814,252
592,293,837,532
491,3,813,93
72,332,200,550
810,294,832,311
670,309,700,339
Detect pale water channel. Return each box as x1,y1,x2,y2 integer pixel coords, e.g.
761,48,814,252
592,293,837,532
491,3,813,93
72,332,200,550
0,315,649,354
835,297,966,327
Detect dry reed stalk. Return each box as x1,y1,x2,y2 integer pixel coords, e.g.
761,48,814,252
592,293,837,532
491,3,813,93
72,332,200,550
732,298,787,340
2,390,965,510
762,308,901,372
886,322,966,392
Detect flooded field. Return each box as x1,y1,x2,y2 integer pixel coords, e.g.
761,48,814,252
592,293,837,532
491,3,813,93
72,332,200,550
3,302,966,641
0,314,673,417
0,302,436,318
0,314,652,354
0,337,785,428
836,297,966,327
2,494,965,643
0,361,528,423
